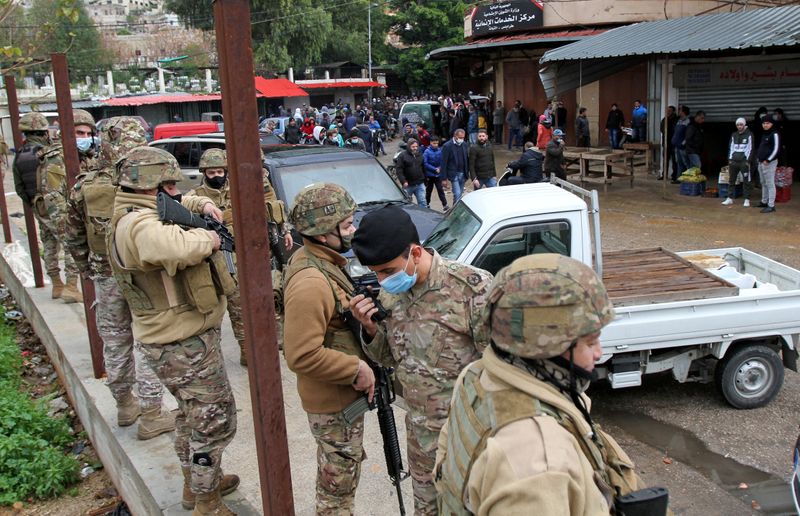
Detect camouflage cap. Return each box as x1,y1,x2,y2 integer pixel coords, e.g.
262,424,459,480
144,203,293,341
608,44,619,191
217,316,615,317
116,146,180,190
73,109,96,131
290,182,356,236
199,148,227,171
19,112,49,132
489,254,615,359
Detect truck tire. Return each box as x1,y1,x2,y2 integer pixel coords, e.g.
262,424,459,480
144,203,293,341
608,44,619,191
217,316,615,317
715,345,784,409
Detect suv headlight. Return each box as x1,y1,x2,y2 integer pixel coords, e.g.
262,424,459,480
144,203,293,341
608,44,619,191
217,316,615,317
345,258,373,281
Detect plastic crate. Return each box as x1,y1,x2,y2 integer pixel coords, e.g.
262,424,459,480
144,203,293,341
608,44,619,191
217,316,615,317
680,182,706,196
776,186,791,203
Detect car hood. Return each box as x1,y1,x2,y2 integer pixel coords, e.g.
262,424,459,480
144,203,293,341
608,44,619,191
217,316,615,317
352,201,443,242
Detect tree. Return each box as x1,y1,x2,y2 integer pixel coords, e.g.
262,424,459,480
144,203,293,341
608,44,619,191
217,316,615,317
387,0,475,92
164,0,213,30
320,0,392,68
25,0,111,79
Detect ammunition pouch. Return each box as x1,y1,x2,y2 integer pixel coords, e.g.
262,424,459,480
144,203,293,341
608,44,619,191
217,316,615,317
266,200,286,224
615,487,669,516
82,179,116,254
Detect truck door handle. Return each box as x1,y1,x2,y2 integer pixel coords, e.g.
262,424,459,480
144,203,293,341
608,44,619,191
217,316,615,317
615,345,629,350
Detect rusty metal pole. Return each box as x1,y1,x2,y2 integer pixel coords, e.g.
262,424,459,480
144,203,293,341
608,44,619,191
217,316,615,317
0,114,11,244
51,54,105,379
213,1,295,514
5,75,45,288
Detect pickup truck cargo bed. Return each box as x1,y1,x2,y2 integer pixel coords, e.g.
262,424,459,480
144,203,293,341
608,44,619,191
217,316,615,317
602,248,739,307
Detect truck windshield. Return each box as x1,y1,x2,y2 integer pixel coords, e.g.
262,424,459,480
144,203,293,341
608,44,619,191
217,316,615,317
280,159,405,210
424,203,482,260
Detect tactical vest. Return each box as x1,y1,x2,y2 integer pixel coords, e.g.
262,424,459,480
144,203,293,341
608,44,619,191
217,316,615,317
282,248,365,360
15,145,41,201
108,208,235,317
436,361,636,515
81,171,116,255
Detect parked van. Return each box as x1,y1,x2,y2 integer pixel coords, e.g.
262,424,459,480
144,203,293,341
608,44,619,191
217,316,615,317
398,101,442,135
153,121,218,140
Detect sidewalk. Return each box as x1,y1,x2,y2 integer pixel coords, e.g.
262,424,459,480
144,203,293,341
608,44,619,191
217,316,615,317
0,176,413,514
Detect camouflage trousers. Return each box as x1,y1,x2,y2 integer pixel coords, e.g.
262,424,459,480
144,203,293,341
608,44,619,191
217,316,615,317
226,283,245,342
32,209,78,279
406,417,440,516
137,328,237,494
94,275,163,408
307,411,366,515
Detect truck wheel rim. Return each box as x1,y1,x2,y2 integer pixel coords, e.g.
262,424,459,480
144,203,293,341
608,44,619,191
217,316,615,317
734,359,771,398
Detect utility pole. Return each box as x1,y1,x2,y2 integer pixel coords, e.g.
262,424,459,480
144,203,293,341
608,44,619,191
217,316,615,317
368,1,373,80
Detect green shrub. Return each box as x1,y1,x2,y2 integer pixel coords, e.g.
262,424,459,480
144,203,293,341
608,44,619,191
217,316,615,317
0,318,80,505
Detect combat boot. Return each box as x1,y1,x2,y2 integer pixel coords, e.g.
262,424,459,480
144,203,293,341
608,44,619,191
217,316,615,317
50,275,64,299
182,466,240,510
192,488,237,516
237,340,247,367
61,277,83,304
116,392,140,427
136,407,175,440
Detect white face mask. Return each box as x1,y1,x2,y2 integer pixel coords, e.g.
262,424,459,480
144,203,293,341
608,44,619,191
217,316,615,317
455,138,464,145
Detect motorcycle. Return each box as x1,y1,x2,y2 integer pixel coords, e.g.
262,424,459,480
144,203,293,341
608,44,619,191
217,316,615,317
387,116,399,140
372,129,387,157
387,141,406,186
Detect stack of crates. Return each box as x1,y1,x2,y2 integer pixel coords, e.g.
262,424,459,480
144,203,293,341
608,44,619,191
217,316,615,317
775,166,793,203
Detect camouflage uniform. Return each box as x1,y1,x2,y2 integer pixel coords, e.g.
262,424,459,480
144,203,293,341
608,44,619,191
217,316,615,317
367,251,492,515
283,183,366,515
109,147,237,505
64,118,164,410
188,148,292,364
435,254,648,515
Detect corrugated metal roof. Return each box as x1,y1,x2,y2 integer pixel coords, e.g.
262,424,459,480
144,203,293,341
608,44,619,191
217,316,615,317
427,28,605,60
254,77,308,98
103,93,222,106
20,99,104,112
297,80,384,89
541,5,800,63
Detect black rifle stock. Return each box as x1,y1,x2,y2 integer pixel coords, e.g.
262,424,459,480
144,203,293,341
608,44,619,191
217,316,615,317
342,311,408,515
156,192,237,274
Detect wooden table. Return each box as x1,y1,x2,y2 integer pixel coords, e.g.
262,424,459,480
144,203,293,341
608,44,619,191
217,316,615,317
623,141,661,174
576,148,634,192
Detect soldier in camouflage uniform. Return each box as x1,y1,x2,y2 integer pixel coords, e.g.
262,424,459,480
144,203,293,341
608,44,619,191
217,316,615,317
108,147,239,515
434,254,651,514
283,183,376,515
11,111,81,301
350,205,493,515
64,117,175,440
187,148,293,366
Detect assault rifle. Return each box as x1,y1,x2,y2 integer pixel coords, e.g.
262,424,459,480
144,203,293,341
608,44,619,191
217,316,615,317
156,192,237,274
343,309,408,515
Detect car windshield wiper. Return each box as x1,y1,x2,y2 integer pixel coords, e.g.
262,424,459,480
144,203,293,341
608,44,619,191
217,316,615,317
424,226,450,244
435,238,457,254
359,199,405,207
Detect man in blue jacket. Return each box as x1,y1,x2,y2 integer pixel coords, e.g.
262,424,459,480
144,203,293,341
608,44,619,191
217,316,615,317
423,136,447,210
440,129,469,206
632,100,648,143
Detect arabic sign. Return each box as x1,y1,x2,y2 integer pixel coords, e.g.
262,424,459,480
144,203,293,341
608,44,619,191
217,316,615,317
674,60,800,88
467,0,544,38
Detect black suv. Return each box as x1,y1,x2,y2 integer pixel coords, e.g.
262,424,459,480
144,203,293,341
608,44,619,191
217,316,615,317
264,146,443,276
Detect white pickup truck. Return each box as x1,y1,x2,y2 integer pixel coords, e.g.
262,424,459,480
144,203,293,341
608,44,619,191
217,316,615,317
423,180,800,409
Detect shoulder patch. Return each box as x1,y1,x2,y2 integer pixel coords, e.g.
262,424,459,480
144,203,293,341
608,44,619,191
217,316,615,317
445,261,492,292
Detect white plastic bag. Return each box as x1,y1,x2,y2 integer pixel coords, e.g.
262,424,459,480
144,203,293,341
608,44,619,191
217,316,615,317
1,241,49,288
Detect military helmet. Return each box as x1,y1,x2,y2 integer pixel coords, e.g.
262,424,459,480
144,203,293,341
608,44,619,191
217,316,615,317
107,117,147,154
117,146,180,190
489,254,615,359
19,112,49,132
199,148,227,171
73,109,96,131
290,182,356,236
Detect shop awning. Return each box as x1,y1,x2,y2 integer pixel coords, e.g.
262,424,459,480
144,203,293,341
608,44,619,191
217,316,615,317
427,28,606,60
539,5,800,97
103,93,222,106
254,77,308,98
297,80,384,89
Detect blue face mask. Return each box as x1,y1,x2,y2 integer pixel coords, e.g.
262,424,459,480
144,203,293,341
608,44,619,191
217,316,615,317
76,136,99,153
379,252,418,294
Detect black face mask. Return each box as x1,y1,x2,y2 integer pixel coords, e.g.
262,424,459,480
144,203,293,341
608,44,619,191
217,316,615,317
158,186,182,204
206,175,227,190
